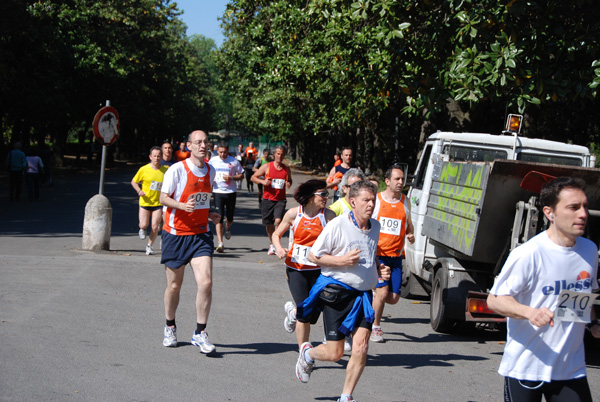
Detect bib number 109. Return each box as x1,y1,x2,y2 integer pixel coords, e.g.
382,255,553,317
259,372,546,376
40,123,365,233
380,217,401,235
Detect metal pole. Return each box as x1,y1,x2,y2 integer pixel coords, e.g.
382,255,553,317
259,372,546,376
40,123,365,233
99,100,110,195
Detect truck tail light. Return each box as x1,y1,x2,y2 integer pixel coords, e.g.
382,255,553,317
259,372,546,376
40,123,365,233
468,298,495,315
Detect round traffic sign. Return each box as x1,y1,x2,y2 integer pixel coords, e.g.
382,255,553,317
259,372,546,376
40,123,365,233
92,106,120,146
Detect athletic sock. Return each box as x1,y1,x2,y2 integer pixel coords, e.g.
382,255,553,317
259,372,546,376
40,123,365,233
373,325,381,330
196,323,207,333
166,319,175,327
339,394,352,402
304,348,314,364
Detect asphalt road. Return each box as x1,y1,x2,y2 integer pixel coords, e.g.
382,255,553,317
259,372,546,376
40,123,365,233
0,164,598,402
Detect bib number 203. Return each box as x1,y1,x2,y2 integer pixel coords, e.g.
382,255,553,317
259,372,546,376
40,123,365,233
189,192,210,210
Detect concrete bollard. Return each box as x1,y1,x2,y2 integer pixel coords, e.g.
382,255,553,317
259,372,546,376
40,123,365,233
82,194,112,251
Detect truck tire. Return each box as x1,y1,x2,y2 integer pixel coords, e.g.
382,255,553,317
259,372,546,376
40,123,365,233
430,268,457,333
400,268,417,299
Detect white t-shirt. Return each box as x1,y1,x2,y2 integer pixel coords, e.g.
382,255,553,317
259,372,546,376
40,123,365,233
208,155,243,193
490,231,599,382
310,211,380,290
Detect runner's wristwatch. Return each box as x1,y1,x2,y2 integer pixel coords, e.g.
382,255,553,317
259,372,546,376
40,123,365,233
587,319,600,330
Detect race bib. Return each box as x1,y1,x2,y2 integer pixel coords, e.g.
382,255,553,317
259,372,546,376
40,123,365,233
272,178,285,189
554,290,599,323
215,172,228,183
188,192,211,210
380,217,401,236
291,244,316,266
149,181,162,191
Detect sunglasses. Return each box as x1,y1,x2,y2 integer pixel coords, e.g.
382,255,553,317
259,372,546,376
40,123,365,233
314,191,329,198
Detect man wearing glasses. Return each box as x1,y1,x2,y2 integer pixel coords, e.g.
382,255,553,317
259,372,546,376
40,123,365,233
159,130,221,354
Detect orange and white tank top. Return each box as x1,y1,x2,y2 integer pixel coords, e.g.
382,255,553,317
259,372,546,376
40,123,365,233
373,192,409,257
162,160,214,235
284,206,327,271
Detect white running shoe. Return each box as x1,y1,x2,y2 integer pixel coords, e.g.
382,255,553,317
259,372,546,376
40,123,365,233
344,336,352,352
145,244,154,255
216,243,224,253
138,229,146,240
268,244,276,255
284,301,297,333
370,327,384,343
191,330,216,354
337,398,357,402
224,228,231,240
163,325,177,347
296,342,314,383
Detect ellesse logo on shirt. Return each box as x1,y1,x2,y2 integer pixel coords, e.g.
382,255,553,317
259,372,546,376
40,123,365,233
542,271,593,295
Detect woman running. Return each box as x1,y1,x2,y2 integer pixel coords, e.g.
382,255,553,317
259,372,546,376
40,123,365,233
272,180,336,348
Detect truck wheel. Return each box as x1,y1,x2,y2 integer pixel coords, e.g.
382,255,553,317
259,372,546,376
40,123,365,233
430,268,457,333
400,268,417,299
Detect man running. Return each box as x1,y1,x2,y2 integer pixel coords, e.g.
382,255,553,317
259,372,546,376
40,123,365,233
131,146,168,255
160,141,176,167
327,147,354,202
208,141,244,253
251,144,292,255
488,177,600,402
295,181,391,402
159,130,221,354
370,165,415,342
328,169,366,216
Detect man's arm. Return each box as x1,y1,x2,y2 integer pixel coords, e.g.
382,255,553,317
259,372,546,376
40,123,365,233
487,294,554,327
308,248,361,267
131,179,145,197
251,163,268,185
160,192,195,213
406,202,415,244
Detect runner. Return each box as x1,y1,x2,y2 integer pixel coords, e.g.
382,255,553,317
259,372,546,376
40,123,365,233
271,180,337,348
488,177,600,402
208,141,244,253
131,146,168,255
295,180,390,402
329,169,366,216
159,130,221,354
251,144,292,255
370,164,415,342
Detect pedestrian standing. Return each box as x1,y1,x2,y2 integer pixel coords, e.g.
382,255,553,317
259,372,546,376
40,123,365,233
25,148,44,201
5,142,27,201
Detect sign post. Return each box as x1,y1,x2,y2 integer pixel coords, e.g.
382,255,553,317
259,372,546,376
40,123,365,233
92,101,120,194
83,101,119,251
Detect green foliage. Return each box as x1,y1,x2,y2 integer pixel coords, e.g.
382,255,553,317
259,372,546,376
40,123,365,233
0,0,217,156
219,0,600,171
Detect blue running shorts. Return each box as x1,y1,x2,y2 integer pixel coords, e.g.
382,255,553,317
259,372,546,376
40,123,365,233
161,231,214,269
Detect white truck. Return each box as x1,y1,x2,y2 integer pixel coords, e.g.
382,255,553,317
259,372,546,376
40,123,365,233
402,115,600,333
